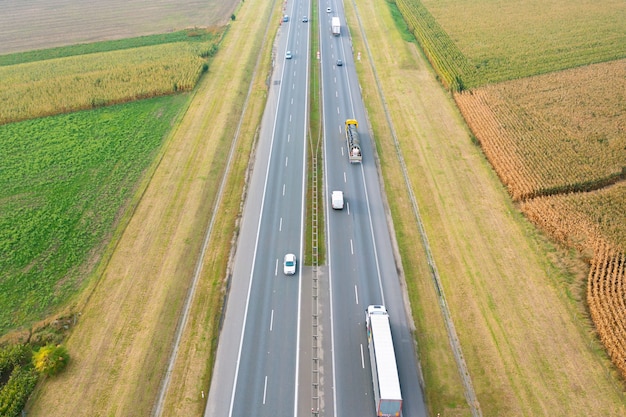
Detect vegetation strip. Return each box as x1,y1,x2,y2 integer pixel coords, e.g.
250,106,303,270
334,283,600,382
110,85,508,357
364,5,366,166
347,0,481,414
0,96,188,335
152,0,280,414
0,29,223,125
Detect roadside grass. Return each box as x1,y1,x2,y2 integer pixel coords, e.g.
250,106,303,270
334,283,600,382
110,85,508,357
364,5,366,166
385,0,416,44
305,4,326,266
346,0,626,414
0,95,189,336
156,0,283,413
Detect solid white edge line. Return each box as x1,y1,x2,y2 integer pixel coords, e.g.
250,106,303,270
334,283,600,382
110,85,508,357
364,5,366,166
227,11,289,414
360,344,365,369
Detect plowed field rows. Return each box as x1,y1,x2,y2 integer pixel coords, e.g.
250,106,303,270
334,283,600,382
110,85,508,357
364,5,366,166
1,0,236,54
455,59,626,201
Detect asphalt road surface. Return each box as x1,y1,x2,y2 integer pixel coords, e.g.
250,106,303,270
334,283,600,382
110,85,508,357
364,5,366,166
205,0,428,414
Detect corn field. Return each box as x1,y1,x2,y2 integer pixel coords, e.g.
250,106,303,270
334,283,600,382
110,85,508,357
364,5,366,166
0,42,209,125
395,0,626,89
454,60,626,201
588,243,626,379
394,0,475,91
520,183,625,257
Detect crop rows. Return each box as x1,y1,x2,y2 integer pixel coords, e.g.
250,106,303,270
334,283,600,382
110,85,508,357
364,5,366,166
520,184,626,379
394,0,475,91
588,242,626,379
0,42,210,125
417,0,626,87
454,89,590,200
454,60,626,201
520,182,626,255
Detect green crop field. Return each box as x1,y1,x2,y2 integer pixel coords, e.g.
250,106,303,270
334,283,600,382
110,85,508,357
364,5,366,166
396,0,626,89
0,95,189,334
0,29,221,67
0,29,223,125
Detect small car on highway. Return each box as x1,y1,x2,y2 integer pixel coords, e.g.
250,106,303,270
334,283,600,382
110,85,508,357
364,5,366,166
284,253,297,275
302,16,308,22
285,51,292,59
326,7,331,13
336,59,343,67
331,190,344,209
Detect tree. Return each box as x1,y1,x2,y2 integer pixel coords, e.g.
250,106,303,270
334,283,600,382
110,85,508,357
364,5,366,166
32,345,69,377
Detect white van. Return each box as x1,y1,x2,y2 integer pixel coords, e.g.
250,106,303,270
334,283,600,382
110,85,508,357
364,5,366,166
331,191,344,210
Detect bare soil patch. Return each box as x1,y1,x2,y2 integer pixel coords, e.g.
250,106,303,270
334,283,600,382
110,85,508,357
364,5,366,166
1,0,237,54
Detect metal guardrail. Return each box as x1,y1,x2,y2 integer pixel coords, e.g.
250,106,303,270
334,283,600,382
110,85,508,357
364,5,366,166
311,152,320,416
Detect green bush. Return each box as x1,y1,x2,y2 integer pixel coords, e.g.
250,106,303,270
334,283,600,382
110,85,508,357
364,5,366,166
32,344,69,377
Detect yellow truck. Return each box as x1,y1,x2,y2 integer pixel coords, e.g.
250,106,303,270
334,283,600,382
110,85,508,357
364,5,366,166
345,119,362,163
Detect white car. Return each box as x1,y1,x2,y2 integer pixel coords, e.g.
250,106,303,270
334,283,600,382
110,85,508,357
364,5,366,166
331,190,344,210
326,7,331,13
284,253,297,275
285,51,292,59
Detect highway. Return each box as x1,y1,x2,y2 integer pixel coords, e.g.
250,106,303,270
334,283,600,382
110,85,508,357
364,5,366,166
204,0,311,415
205,0,428,415
319,1,427,416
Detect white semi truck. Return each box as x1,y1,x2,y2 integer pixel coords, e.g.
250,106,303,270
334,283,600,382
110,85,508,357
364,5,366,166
365,305,403,417
332,16,341,36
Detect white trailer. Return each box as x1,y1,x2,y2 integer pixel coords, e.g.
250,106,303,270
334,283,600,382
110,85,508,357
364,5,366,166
332,16,341,35
365,305,403,417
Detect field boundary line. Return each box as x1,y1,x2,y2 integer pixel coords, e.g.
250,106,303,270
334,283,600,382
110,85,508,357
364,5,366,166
348,0,482,414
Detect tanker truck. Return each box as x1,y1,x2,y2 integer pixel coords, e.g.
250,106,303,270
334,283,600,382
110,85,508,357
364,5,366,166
345,119,362,163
